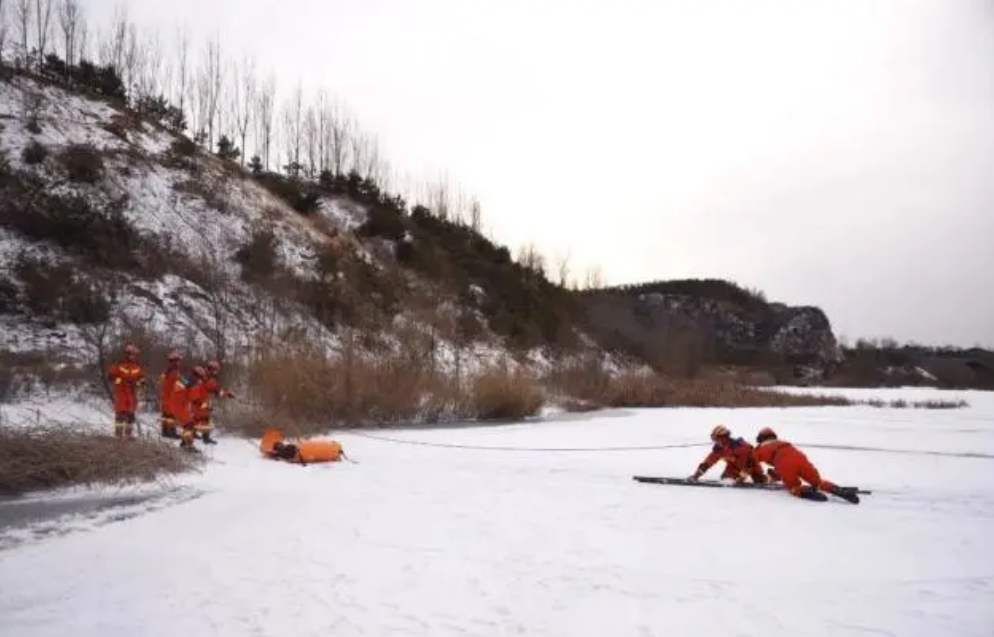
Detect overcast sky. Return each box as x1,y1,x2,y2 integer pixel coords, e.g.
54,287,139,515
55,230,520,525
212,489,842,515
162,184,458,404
91,0,994,347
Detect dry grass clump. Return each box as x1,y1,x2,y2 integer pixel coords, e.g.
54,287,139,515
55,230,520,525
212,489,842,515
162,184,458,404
470,365,545,421
596,372,855,408
0,423,202,496
234,340,545,436
863,397,969,410
547,361,971,410
547,361,851,409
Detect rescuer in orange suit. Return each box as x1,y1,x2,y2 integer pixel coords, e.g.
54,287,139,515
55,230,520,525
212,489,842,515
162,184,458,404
179,365,208,451
159,350,183,439
108,343,145,439
689,425,767,484
752,427,860,503
195,360,234,444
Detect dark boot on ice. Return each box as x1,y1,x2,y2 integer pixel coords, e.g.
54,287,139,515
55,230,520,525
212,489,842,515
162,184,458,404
201,432,218,445
795,486,828,502
831,485,860,504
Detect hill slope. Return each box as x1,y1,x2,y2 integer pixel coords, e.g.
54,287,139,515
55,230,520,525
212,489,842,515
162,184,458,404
0,73,578,368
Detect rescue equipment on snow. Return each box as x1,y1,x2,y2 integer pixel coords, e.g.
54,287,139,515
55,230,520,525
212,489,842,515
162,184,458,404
259,427,344,465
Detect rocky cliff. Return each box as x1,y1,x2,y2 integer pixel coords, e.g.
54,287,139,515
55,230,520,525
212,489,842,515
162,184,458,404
575,279,843,379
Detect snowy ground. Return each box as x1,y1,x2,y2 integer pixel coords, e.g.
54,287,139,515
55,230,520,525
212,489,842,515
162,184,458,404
1,386,992,637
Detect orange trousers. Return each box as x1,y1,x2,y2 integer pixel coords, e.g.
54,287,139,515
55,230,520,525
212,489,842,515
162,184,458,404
776,455,836,496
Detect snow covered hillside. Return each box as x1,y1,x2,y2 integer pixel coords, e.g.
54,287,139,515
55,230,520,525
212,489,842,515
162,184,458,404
1,385,991,637
0,73,592,387
0,75,333,357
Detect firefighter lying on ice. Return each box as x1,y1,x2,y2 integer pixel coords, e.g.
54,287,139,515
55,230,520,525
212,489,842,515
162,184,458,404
751,427,860,503
689,425,768,484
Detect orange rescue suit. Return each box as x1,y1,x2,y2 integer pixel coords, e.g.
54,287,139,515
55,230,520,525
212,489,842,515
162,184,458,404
109,360,144,413
160,367,180,416
166,373,192,427
752,440,837,496
187,378,210,429
697,437,765,481
192,377,232,427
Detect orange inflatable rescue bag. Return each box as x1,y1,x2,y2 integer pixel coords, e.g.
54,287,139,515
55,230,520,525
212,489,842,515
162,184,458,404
260,428,285,455
260,427,344,465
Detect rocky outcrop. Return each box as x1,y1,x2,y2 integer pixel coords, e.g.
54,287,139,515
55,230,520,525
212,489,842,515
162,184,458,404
575,280,843,377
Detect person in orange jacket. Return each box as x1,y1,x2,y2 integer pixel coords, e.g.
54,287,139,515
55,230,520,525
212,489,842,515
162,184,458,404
689,425,768,484
179,366,208,451
159,350,184,439
169,372,193,449
193,360,234,444
108,343,145,439
752,427,859,503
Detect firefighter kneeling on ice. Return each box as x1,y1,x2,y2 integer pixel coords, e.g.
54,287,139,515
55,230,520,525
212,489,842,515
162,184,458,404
259,427,344,465
688,425,770,484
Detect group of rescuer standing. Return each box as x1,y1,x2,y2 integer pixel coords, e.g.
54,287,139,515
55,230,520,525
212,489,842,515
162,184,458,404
107,343,234,452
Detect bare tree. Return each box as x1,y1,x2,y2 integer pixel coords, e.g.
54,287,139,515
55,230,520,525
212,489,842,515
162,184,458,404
191,69,210,145
554,250,572,288
517,243,546,277
231,53,255,166
453,186,471,226
315,89,330,174
199,35,223,150
173,24,190,128
378,160,398,194
131,29,165,113
56,0,79,76
98,3,127,72
32,0,51,67
281,80,303,177
302,104,318,178
348,128,368,177
119,22,151,107
583,264,605,289
255,71,275,169
427,175,452,220
0,0,8,66
328,99,352,177
73,7,85,60
197,250,235,363
349,129,386,184
14,0,29,69
468,196,483,232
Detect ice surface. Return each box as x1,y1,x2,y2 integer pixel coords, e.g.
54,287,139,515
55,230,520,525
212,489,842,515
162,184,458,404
0,386,992,636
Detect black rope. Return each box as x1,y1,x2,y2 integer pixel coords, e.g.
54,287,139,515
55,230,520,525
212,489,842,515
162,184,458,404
338,431,994,460
799,442,994,460
341,430,710,452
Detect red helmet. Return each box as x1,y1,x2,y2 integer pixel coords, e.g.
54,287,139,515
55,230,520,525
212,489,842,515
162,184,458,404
756,427,777,444
710,424,731,441
207,360,221,374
